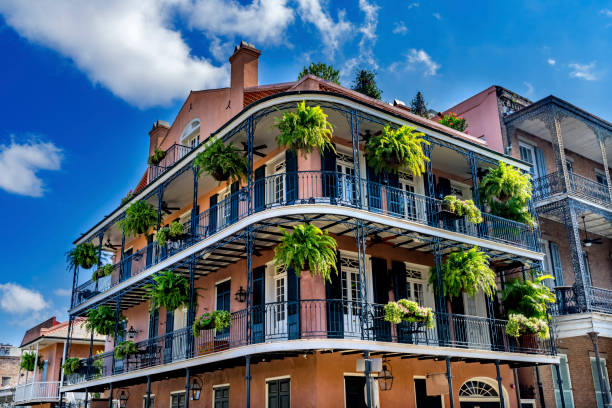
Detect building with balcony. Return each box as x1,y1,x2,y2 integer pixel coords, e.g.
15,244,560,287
0,344,20,408
449,86,612,408
60,44,557,408
15,317,104,407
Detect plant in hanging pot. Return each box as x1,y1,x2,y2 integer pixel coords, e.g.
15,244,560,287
117,200,158,237
273,223,338,281
384,299,434,329
62,357,81,376
441,195,483,224
144,270,190,312
505,313,550,340
192,310,232,336
92,264,114,282
20,351,44,372
67,242,99,270
193,138,248,183
154,221,185,246
429,246,496,299
365,125,429,176
83,305,126,337
148,148,166,166
274,101,335,158
114,340,139,359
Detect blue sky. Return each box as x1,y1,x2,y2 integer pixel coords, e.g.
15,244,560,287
0,0,610,345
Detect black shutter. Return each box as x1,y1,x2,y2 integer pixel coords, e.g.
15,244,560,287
146,234,153,267
230,182,239,223
371,257,391,341
287,268,300,340
252,266,265,344
392,260,410,343
164,310,174,363
366,161,382,210
321,147,337,200
436,177,451,199
285,150,298,204
254,166,266,211
209,194,218,235
386,172,400,215
326,252,343,338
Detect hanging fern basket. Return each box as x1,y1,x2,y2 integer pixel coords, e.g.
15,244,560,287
365,125,429,176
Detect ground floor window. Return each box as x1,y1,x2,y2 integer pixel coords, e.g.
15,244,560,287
343,375,380,408
214,386,229,408
553,354,575,408
590,356,611,408
170,392,185,408
267,378,290,408
414,378,442,408
142,395,155,408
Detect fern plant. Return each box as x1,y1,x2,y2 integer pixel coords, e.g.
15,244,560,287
274,223,338,281
92,264,114,282
154,221,185,246
275,101,335,158
62,357,81,375
193,138,247,183
144,270,190,312
192,310,232,337
442,195,483,224
148,148,166,165
430,246,496,299
114,340,139,359
365,125,429,176
83,305,126,337
501,274,555,320
67,242,99,270
117,200,158,237
20,351,44,372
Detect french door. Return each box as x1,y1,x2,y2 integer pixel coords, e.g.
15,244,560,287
265,266,287,339
462,292,491,348
336,158,355,204
340,255,366,338
172,307,188,361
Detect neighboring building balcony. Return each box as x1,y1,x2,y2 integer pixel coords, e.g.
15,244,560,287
552,285,612,315
64,299,554,386
533,171,612,207
14,381,60,405
71,171,540,310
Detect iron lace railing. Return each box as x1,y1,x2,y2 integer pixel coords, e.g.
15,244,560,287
73,171,540,308
144,144,193,189
66,300,553,385
533,171,611,204
551,285,612,315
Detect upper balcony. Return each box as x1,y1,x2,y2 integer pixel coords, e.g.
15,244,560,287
14,381,60,405
533,171,612,207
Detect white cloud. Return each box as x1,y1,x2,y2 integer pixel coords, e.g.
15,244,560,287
186,0,294,45
340,57,359,82
356,0,379,68
53,288,72,297
601,9,612,17
407,2,419,8
524,82,534,98
433,12,441,20
0,0,229,108
0,283,49,314
569,62,598,81
402,49,441,76
296,0,353,57
547,58,556,66
0,139,62,197
393,21,408,35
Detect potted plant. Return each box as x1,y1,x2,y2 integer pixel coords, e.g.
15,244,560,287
114,340,139,359
274,101,335,158
154,221,185,246
429,246,496,299
273,223,338,281
441,195,483,224
20,351,44,372
505,313,550,340
365,125,429,176
67,242,99,270
193,137,248,183
438,112,468,132
117,200,158,237
92,264,114,282
92,350,104,379
62,357,81,376
144,270,190,312
384,299,434,329
121,190,133,205
192,310,232,337
83,305,126,337
148,148,166,166
479,161,536,227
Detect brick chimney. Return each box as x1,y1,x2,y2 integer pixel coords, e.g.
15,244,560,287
229,41,261,114
149,120,170,155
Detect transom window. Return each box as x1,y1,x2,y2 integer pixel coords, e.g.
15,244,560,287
459,380,498,397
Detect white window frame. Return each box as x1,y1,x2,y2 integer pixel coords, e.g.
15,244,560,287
142,394,155,408
212,384,230,407
265,375,291,408
169,390,186,408
590,356,610,408
404,262,435,310
180,118,200,147
553,354,575,408
518,141,538,176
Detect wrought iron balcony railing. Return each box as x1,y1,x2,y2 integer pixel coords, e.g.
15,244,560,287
72,171,540,308
551,285,612,315
140,144,194,192
14,381,60,403
533,171,611,205
64,299,554,385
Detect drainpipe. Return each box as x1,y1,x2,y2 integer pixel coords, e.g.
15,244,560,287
446,357,455,408
364,350,372,408
512,368,521,407
554,365,566,408
245,356,251,408
145,375,152,408
495,360,505,408
108,383,113,408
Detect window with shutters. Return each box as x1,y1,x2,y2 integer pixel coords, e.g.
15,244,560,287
549,242,564,286
170,392,186,408
595,170,608,187
519,142,538,177
591,357,611,408
214,386,229,408
216,280,231,338
553,354,575,408
267,378,290,408
142,395,155,408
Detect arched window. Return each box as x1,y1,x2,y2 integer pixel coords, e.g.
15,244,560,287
459,380,498,397
458,378,508,408
181,119,200,148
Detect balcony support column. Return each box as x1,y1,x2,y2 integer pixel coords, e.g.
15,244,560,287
245,355,251,408
354,221,369,340
350,110,362,207
95,230,104,292
423,141,436,226
187,255,196,358
247,116,254,215
31,343,39,400
364,350,373,408
112,293,122,374
145,376,152,408
119,229,126,281
62,316,75,389
84,388,89,408
446,357,455,408
157,184,164,230
246,227,254,343
596,131,612,202
432,239,448,346
563,200,590,311
554,364,566,408
495,360,505,408
184,367,190,408
544,107,571,193
108,383,113,408
191,166,199,238
70,265,78,309
589,331,612,407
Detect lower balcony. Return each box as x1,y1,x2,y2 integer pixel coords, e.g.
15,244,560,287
14,381,60,405
66,300,553,386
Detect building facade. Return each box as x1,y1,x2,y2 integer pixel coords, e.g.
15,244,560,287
0,344,20,408
60,45,557,408
448,86,612,408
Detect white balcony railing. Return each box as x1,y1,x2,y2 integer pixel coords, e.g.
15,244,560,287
14,381,60,403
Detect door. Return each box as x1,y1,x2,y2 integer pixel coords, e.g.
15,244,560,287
254,166,266,211
172,307,187,360
340,255,364,338
164,310,174,363
216,280,231,339
267,379,290,408
252,266,265,343
218,189,231,229
462,292,491,349
344,376,367,408
147,309,159,359
336,154,355,204
371,257,390,341
121,248,133,281
266,265,287,339
268,160,286,206
414,378,443,408
405,264,436,344
214,387,229,408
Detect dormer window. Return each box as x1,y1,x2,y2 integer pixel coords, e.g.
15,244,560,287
181,119,200,148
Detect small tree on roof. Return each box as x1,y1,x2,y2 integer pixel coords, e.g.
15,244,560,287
410,91,428,117
351,69,382,100
298,62,341,84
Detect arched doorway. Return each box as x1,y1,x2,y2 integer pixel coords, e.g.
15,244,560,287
459,378,507,408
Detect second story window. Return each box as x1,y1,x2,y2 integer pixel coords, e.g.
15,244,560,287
180,119,200,149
